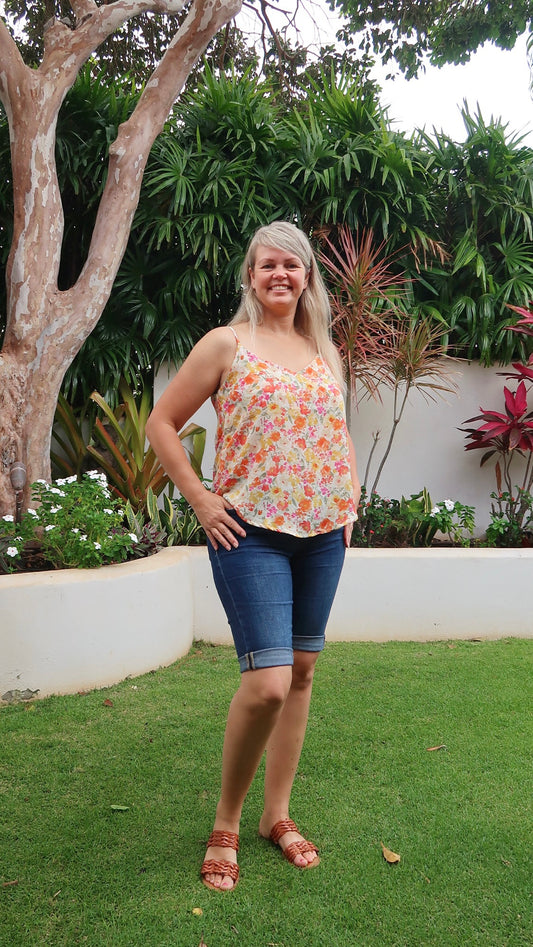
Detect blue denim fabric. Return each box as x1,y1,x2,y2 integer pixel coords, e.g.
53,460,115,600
208,512,346,672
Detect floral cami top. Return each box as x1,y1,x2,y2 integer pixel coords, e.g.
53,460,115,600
212,334,357,537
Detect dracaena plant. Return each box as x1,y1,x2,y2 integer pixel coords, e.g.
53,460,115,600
318,225,457,493
461,306,533,544
87,380,205,514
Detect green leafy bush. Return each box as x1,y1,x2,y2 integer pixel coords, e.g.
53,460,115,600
352,487,476,547
125,487,206,548
0,473,137,572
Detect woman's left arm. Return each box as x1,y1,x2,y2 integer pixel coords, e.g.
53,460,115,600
344,434,361,548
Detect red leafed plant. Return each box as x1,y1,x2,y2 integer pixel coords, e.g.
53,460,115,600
318,225,457,494
461,306,533,543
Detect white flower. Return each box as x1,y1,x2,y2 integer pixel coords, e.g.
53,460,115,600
6,547,19,557
128,533,137,543
103,509,114,516
71,528,79,534
55,475,76,485
2,514,14,522
80,534,87,541
50,506,61,515
27,509,38,517
49,488,66,497
94,542,101,550
444,499,455,512
430,506,440,516
35,479,48,486
87,470,107,483
45,524,56,531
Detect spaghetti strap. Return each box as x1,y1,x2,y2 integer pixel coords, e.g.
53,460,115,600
228,326,239,342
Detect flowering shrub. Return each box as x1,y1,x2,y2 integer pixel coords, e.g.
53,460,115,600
429,499,476,547
351,489,402,546
352,488,476,547
0,472,137,572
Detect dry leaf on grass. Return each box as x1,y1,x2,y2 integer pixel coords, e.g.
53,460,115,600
198,937,208,947
103,698,114,707
192,907,203,916
426,744,447,751
381,842,401,864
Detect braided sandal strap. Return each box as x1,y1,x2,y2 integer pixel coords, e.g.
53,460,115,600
283,839,319,863
206,830,239,852
201,859,240,883
269,819,300,845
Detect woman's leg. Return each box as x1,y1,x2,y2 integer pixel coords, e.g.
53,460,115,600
258,650,320,866
202,663,292,889
258,528,346,866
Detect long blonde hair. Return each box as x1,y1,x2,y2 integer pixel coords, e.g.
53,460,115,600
231,221,345,390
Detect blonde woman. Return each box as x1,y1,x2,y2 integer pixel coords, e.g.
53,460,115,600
146,221,360,891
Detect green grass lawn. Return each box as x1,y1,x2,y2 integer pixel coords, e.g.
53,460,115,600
1,639,532,947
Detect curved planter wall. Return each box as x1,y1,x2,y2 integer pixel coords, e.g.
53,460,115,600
1,548,193,700
2,546,532,699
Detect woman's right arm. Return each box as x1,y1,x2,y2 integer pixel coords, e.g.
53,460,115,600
145,328,246,550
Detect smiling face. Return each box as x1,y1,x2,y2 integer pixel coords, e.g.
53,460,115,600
249,245,309,320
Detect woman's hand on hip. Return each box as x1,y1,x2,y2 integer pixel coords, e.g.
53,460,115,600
193,491,246,551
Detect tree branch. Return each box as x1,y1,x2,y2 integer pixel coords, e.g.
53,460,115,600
60,0,242,346
70,0,98,20
41,0,188,77
0,19,28,108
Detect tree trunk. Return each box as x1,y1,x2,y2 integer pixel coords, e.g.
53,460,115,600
0,0,242,515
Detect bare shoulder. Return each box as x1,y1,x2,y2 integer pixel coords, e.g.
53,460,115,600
176,326,237,395
193,326,237,365
151,327,237,429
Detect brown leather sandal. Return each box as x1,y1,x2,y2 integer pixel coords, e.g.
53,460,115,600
200,830,240,891
269,818,320,869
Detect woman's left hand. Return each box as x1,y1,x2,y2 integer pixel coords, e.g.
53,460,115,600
343,522,354,548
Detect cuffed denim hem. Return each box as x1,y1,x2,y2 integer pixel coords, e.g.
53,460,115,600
292,634,326,653
238,647,294,672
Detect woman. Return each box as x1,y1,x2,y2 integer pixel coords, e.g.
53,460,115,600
146,221,360,891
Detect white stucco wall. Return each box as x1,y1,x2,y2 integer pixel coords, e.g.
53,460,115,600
3,546,531,698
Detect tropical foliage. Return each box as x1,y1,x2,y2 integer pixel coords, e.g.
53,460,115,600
1,65,533,402
415,110,533,364
52,381,206,514
318,225,458,492
461,307,533,544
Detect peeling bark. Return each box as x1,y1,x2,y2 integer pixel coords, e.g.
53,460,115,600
0,0,242,514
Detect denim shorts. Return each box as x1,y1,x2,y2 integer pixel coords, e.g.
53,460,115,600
208,512,346,672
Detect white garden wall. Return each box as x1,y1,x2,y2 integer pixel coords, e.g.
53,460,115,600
2,546,532,699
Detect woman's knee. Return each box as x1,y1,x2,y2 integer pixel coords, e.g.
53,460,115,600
291,651,319,690
240,665,292,711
